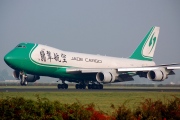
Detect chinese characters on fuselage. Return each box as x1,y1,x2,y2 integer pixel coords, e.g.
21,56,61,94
40,49,67,63
71,57,102,63
40,50,46,62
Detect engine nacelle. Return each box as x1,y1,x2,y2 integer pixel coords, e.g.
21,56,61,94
26,74,40,82
96,72,115,83
147,69,167,81
13,71,20,79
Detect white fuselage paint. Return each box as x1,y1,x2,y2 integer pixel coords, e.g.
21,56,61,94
31,44,156,69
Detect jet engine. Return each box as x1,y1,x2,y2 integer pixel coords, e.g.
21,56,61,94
13,71,40,82
13,71,20,79
25,74,40,82
96,72,115,83
147,68,167,81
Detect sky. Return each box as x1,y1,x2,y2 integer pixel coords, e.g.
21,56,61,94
0,0,180,83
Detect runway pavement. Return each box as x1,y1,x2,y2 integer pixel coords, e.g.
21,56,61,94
0,87,180,92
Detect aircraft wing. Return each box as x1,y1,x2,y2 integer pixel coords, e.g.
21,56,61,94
66,67,158,73
118,63,180,72
167,66,180,70
66,63,180,73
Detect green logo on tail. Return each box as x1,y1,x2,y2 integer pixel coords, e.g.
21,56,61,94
129,26,159,61
148,33,156,54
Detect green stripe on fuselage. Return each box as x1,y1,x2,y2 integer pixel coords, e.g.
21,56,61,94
14,43,90,80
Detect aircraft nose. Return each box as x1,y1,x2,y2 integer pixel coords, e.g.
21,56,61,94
4,49,26,70
4,52,14,66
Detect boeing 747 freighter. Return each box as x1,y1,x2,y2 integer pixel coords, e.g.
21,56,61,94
4,26,180,89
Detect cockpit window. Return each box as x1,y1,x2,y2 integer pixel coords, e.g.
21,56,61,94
16,45,26,48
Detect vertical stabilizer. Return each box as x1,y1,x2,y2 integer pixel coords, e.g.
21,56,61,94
129,26,160,61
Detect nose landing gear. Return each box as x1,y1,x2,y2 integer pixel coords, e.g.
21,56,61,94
20,74,28,86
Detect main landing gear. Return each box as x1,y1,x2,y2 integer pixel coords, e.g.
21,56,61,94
57,79,103,90
88,84,103,89
75,84,86,89
57,84,68,89
75,83,103,89
57,79,68,89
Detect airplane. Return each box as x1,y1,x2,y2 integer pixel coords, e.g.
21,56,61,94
4,26,180,89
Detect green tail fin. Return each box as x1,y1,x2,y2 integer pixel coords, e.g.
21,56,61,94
129,26,160,61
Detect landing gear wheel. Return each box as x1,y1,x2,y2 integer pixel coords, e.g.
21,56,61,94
57,84,68,89
100,84,103,89
88,84,103,89
75,84,79,89
20,80,27,86
88,84,92,89
82,84,86,89
65,84,68,89
75,84,86,89
20,81,24,86
57,84,62,89
24,81,28,86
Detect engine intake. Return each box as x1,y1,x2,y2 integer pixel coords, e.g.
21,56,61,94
96,72,115,83
13,71,20,79
26,74,40,82
147,69,167,81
